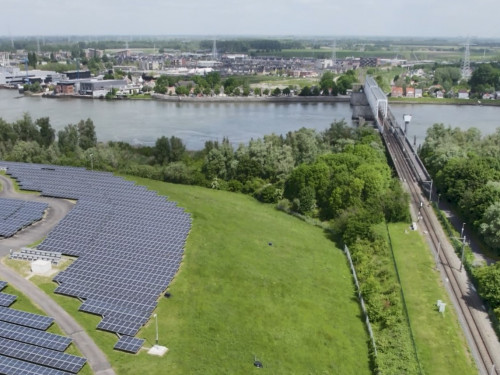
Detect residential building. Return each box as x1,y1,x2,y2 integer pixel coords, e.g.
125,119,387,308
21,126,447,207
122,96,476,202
458,90,469,99
391,86,403,97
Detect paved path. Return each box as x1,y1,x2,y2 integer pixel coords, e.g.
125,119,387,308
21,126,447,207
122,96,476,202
0,174,116,375
437,199,496,265
0,174,75,256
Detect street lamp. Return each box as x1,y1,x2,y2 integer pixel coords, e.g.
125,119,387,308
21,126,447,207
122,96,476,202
461,223,466,238
89,153,94,172
154,313,159,346
460,235,466,272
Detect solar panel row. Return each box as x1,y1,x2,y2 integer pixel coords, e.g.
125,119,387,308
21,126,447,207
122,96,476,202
0,293,17,307
0,355,71,375
0,307,54,330
0,337,86,373
0,321,72,352
2,161,190,348
0,198,48,238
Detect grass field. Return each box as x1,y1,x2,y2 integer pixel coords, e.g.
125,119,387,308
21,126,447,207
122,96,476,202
387,223,477,375
28,179,371,375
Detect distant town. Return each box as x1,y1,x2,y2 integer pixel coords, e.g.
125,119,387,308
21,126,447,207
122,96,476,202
0,37,499,101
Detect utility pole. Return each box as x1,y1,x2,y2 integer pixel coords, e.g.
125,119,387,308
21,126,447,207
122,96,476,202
154,313,159,345
461,222,466,238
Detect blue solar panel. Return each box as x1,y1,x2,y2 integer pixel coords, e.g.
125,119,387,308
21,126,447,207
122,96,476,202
114,336,144,354
0,293,17,307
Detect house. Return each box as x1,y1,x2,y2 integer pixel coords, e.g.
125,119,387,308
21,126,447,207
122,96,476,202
406,87,415,98
415,89,423,98
435,90,444,99
458,90,469,99
482,93,494,100
391,86,404,97
495,92,500,99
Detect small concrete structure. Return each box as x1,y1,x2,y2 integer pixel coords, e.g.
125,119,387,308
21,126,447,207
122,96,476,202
31,259,52,274
148,345,168,356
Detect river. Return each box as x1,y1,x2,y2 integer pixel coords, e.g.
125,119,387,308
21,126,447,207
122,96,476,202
1,89,499,149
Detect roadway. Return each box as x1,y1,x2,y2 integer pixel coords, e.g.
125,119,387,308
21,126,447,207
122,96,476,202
0,174,116,375
383,121,500,375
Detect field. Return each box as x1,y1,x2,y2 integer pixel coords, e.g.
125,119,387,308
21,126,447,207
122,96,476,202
26,178,371,375
387,223,477,375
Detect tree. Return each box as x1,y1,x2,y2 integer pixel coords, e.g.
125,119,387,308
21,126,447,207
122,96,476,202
58,124,79,154
154,75,169,94
469,64,500,94
169,136,185,162
27,52,37,68
272,87,281,96
13,113,40,143
475,263,500,308
282,87,291,96
319,71,334,93
154,136,171,165
480,202,500,252
36,117,55,148
299,86,311,96
78,119,97,150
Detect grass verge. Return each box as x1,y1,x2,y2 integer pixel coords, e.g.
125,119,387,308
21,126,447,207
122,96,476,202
387,223,477,375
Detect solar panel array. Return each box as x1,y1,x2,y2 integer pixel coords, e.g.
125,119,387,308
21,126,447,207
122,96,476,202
0,280,86,374
0,198,48,237
1,161,191,350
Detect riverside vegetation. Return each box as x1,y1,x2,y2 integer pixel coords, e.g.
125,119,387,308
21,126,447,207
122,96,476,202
0,113,479,373
419,124,500,326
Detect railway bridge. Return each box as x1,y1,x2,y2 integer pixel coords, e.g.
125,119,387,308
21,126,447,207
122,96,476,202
361,76,500,375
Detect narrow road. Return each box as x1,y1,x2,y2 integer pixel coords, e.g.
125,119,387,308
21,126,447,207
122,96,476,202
0,174,74,256
0,174,116,375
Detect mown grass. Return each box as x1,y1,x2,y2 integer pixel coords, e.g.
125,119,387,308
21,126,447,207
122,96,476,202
0,283,92,375
31,178,371,375
387,223,477,375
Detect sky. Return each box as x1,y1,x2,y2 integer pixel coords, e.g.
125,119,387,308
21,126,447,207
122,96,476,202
1,0,499,38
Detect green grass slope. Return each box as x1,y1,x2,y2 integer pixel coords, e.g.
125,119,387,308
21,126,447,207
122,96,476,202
30,178,371,375
387,223,477,375
122,178,371,375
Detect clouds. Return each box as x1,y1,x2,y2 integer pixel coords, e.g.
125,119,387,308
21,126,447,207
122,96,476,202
1,0,498,37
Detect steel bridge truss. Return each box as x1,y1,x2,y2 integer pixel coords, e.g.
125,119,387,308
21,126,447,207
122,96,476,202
364,76,388,132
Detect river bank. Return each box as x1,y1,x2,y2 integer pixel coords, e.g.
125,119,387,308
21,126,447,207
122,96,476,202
389,97,500,106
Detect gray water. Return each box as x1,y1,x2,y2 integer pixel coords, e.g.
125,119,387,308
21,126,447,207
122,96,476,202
1,89,499,149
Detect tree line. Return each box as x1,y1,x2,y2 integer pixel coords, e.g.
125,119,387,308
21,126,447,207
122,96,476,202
419,123,500,323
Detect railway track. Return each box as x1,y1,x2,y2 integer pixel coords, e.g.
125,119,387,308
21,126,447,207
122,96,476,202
382,121,499,375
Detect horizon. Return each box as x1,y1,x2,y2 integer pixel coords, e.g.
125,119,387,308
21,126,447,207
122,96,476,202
2,0,499,39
